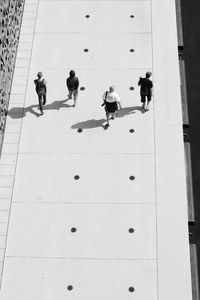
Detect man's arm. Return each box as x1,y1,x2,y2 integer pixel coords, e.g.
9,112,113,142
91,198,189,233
117,101,122,109
75,78,79,90
66,78,69,88
101,91,107,106
43,79,47,93
138,77,142,86
116,93,122,109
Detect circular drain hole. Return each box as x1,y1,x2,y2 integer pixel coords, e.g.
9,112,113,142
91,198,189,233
85,14,90,18
71,227,77,233
130,15,134,18
74,175,80,180
129,287,135,293
129,175,135,180
130,49,135,53
77,128,83,133
80,86,85,91
129,129,135,133
129,86,134,91
84,48,89,52
67,285,73,291
129,228,135,233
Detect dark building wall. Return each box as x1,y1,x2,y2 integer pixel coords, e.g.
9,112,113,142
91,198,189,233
181,0,200,289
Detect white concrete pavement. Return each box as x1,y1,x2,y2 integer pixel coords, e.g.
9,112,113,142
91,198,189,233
0,0,192,299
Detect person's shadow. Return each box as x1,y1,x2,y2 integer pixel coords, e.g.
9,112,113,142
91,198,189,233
117,106,142,117
8,99,73,119
71,106,144,130
71,118,106,130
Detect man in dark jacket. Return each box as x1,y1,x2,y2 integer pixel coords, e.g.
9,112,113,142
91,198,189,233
138,71,153,110
34,72,47,115
66,70,79,107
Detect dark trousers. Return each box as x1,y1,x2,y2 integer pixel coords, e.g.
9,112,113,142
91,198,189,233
141,95,151,103
38,93,46,112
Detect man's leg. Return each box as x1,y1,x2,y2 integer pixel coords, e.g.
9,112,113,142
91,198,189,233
141,95,145,109
68,89,72,99
42,93,46,105
38,94,43,114
111,112,116,120
105,112,110,126
146,96,151,110
73,90,78,107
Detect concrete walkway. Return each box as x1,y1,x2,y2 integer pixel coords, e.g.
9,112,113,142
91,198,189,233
0,0,192,299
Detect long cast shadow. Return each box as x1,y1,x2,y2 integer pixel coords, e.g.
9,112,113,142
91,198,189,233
8,105,40,118
71,106,143,130
71,118,106,130
117,106,142,117
8,99,72,119
43,99,72,111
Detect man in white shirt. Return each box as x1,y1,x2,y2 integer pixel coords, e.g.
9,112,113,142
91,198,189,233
102,86,121,128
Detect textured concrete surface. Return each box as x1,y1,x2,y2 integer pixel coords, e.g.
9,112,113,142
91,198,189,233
0,0,192,299
0,0,24,148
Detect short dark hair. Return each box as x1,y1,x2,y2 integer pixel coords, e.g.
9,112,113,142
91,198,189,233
146,72,152,78
69,70,75,77
37,72,43,78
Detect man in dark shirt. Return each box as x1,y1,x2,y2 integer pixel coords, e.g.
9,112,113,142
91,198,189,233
138,71,153,110
34,72,47,115
66,70,79,107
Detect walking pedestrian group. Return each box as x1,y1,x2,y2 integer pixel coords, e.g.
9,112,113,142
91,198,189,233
34,70,153,128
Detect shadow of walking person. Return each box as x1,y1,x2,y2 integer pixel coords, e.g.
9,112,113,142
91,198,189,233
71,106,145,131
7,99,73,119
43,99,73,111
71,118,106,130
117,106,143,118
8,105,41,119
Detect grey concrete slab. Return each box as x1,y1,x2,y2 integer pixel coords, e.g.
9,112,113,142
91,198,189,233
36,1,151,33
1,258,157,300
12,154,155,203
6,203,156,259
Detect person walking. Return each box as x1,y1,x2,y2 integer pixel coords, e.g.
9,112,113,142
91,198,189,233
66,70,79,107
102,86,121,128
138,71,153,110
34,72,47,115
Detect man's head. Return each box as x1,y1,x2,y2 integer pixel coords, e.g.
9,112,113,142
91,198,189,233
69,70,75,77
109,85,115,92
37,72,43,78
146,72,152,78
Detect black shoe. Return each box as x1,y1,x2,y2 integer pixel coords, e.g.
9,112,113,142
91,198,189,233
104,123,110,129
